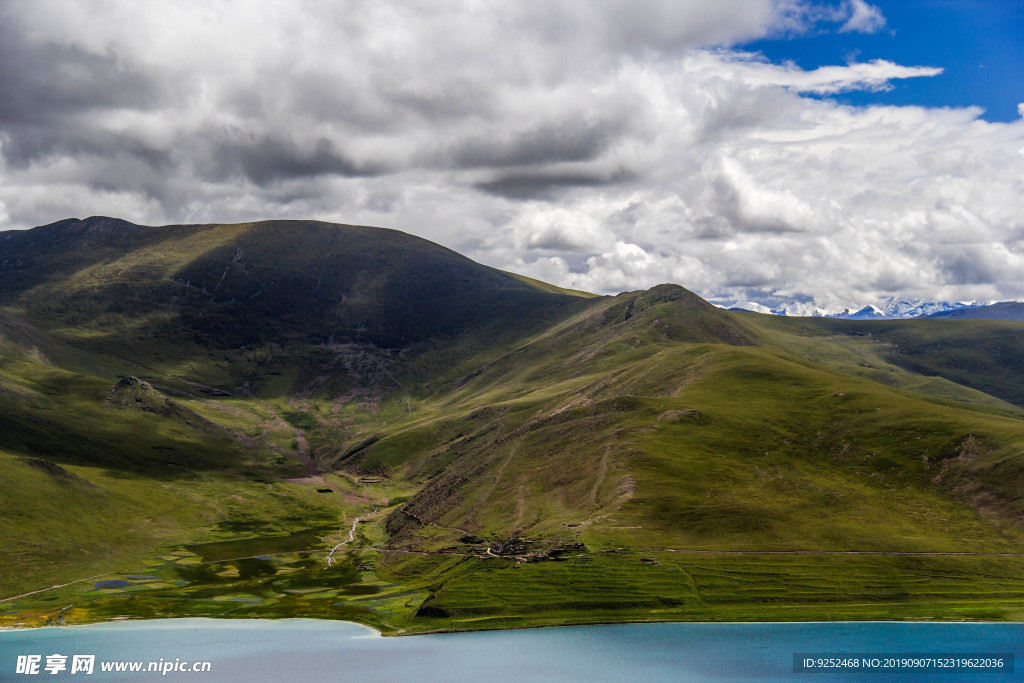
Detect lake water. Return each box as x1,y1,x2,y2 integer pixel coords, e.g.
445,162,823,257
1,619,1021,681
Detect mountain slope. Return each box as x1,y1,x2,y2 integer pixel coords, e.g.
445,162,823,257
349,295,1024,553
1,217,591,364
344,297,1024,629
4,218,1024,632
747,315,1024,408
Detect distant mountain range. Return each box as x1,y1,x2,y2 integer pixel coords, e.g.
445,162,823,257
833,298,979,320
727,297,1024,321
923,301,1024,321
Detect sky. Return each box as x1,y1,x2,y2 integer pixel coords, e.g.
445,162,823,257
0,0,1021,313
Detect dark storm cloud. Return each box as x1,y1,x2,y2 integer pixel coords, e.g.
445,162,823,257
204,137,386,186
0,17,160,127
0,0,780,197
385,82,498,124
0,124,173,172
0,13,167,172
451,119,621,169
721,270,778,289
939,249,1001,286
476,169,637,200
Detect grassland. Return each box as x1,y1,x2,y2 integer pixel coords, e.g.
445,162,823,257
4,217,1024,634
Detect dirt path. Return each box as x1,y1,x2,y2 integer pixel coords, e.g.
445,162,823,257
476,445,517,508
513,481,526,530
468,444,519,531
0,572,115,605
589,444,612,507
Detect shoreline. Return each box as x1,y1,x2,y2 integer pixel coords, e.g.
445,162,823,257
4,615,1022,637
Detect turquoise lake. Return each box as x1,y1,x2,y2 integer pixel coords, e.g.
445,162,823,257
1,620,1021,681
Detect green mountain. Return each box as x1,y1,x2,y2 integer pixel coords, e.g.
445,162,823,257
4,217,1024,633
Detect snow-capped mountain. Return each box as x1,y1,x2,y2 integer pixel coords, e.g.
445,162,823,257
836,305,887,320
833,298,980,320
719,297,985,319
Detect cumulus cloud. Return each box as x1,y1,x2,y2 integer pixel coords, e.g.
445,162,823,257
794,0,886,35
0,0,1022,312
511,208,618,254
839,0,887,34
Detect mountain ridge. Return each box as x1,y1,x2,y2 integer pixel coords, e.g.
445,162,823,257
1,216,594,354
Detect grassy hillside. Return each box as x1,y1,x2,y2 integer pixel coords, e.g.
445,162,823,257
745,314,1024,409
4,218,1024,633
330,293,1024,629
0,217,590,377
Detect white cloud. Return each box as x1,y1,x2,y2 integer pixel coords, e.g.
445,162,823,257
839,0,887,34
511,208,618,253
707,54,943,94
0,0,1021,313
724,300,774,314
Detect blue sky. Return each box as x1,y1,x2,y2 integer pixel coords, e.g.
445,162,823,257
745,0,1023,121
